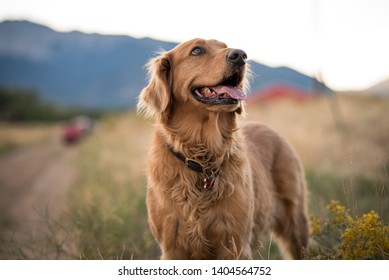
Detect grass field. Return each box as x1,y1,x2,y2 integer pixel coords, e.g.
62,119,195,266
68,113,157,259
1,93,388,259
247,94,389,220
0,122,56,155
66,93,388,259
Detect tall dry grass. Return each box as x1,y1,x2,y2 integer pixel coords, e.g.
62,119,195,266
247,94,388,178
66,94,388,259
68,113,158,259
0,122,55,155
247,94,389,220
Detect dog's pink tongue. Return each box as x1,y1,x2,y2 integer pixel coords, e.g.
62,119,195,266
212,85,247,100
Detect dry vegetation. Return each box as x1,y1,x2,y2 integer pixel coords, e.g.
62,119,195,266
0,122,56,155
67,113,157,259
65,93,388,259
1,93,388,259
247,94,388,179
247,94,389,220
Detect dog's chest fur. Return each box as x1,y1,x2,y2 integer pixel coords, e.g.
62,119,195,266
147,132,254,259
175,169,251,258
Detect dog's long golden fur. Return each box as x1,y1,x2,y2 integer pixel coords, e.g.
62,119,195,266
138,39,309,259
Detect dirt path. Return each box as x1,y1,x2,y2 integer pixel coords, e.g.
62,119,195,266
0,138,78,258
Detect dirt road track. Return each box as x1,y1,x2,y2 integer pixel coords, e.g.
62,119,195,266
0,138,78,257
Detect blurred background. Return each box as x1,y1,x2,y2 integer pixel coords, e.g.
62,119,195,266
0,0,388,259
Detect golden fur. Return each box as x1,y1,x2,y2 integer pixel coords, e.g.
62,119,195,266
137,39,309,259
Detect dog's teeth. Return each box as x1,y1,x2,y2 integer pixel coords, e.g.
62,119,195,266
203,87,214,97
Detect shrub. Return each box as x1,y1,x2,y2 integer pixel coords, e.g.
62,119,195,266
307,200,389,259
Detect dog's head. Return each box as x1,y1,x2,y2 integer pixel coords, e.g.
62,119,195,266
138,38,249,120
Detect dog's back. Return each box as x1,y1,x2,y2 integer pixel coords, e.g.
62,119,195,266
242,122,309,259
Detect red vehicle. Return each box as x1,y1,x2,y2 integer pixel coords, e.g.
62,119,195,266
60,116,93,144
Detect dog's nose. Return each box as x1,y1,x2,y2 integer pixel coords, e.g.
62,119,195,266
226,49,247,66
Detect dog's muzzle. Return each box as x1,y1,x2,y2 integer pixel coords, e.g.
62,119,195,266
191,49,248,106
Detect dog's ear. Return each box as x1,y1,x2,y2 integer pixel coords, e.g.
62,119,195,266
137,52,172,119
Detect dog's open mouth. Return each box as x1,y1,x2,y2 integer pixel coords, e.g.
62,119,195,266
191,73,247,105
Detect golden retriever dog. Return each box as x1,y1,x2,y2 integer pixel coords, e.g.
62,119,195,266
137,38,309,259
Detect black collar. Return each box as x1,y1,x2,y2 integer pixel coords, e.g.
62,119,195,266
167,144,218,190
167,144,205,173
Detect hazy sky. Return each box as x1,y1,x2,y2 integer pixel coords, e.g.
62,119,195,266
1,0,388,91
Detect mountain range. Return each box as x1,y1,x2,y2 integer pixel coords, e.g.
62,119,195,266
364,78,389,97
0,20,331,109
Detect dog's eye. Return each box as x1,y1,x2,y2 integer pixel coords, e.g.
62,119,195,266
191,47,204,56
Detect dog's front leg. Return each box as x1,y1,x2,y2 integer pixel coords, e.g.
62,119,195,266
160,247,188,260
215,235,252,260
